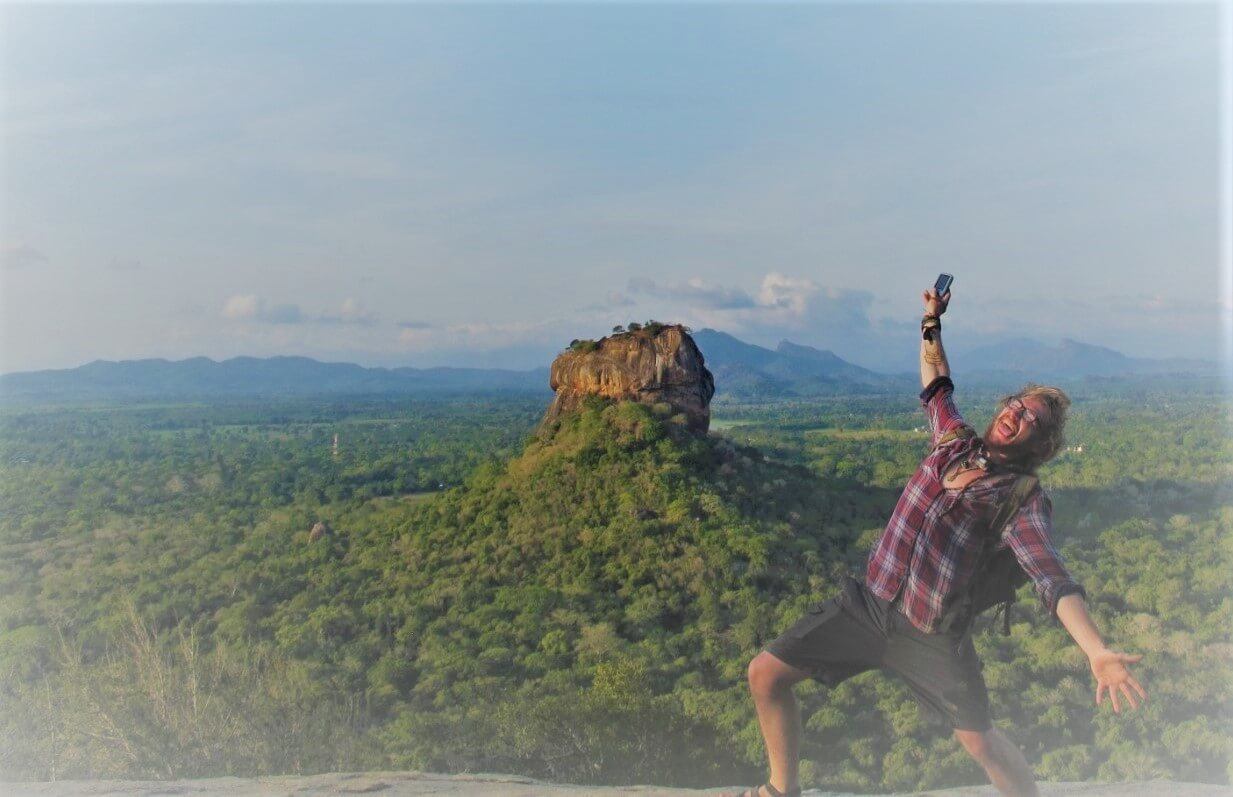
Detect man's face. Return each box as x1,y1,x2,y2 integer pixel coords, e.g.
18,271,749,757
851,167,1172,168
985,394,1050,451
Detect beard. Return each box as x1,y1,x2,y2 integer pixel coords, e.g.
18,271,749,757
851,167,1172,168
981,418,1039,471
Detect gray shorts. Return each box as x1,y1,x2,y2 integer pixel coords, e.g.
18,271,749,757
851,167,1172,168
765,577,991,731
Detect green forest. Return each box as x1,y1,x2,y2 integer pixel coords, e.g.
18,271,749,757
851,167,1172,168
1,381,1230,791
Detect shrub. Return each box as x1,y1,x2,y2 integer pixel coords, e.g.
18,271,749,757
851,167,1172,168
569,339,600,353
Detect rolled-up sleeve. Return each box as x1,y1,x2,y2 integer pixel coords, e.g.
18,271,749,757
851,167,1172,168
1002,488,1086,618
919,376,967,447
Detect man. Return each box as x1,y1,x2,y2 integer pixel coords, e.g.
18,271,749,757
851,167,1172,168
732,286,1147,797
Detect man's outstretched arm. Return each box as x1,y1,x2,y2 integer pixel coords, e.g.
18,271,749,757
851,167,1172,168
921,288,951,388
1056,594,1148,713
1005,494,1148,715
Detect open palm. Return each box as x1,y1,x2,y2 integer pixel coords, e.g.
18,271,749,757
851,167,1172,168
1091,649,1147,713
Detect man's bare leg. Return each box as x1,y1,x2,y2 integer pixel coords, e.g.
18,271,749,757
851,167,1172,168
745,651,811,796
954,726,1039,797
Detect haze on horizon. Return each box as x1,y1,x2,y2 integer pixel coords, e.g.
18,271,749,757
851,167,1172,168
0,3,1223,376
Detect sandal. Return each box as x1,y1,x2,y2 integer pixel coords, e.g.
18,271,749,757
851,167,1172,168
733,784,802,797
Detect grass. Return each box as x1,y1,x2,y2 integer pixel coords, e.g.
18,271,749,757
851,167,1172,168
801,428,927,441
708,418,751,431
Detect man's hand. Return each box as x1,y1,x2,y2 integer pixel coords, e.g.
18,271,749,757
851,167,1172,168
923,288,951,317
1090,649,1148,713
919,287,952,386
1056,594,1148,715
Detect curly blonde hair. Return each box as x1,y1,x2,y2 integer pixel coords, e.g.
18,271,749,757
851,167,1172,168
994,384,1071,470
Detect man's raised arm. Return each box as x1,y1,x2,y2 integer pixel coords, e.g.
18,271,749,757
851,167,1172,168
920,287,952,388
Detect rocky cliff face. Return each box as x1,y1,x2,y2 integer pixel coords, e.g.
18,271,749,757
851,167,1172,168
542,325,715,434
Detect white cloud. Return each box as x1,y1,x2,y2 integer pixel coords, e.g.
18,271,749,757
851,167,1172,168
611,271,908,368
626,271,877,334
757,272,818,316
320,297,377,325
629,277,755,310
219,295,302,324
397,326,435,347
222,295,377,326
221,294,261,321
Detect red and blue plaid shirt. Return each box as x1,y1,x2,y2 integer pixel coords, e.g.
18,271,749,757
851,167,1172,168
865,378,1085,634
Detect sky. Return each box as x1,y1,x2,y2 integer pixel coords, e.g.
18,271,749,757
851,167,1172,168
0,3,1225,374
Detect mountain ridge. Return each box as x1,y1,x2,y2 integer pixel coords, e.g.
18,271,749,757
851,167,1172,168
0,333,1213,401
960,337,1213,377
0,355,551,399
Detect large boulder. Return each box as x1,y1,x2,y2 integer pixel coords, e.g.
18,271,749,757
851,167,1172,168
542,324,715,434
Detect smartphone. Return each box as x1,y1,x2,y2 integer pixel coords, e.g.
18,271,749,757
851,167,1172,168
934,273,954,295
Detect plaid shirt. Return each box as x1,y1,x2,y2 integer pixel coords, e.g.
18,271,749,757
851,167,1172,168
865,378,1085,634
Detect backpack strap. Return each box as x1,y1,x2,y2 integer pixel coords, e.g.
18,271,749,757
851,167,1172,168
941,473,1041,637
987,474,1039,634
934,425,976,449
989,474,1039,540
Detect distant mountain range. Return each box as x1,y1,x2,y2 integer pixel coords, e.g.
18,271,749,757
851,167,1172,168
0,356,550,401
690,329,899,396
959,337,1214,378
0,333,1212,402
691,330,1213,397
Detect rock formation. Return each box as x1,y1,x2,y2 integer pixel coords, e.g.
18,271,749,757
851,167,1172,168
542,324,715,434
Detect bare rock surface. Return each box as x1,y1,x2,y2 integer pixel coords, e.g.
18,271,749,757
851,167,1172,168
4,772,1229,797
543,325,715,434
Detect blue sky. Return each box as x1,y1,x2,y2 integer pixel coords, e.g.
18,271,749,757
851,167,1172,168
0,3,1223,374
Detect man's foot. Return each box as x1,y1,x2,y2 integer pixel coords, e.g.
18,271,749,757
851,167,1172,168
728,783,801,797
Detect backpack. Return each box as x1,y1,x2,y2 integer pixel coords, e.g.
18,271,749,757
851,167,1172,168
933,426,1038,636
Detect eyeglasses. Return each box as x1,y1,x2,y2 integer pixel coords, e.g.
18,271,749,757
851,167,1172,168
1006,398,1040,425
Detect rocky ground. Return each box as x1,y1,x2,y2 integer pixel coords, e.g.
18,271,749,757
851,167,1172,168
4,771,1230,797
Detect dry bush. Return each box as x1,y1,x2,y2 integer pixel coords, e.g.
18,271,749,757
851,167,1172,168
0,607,379,781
